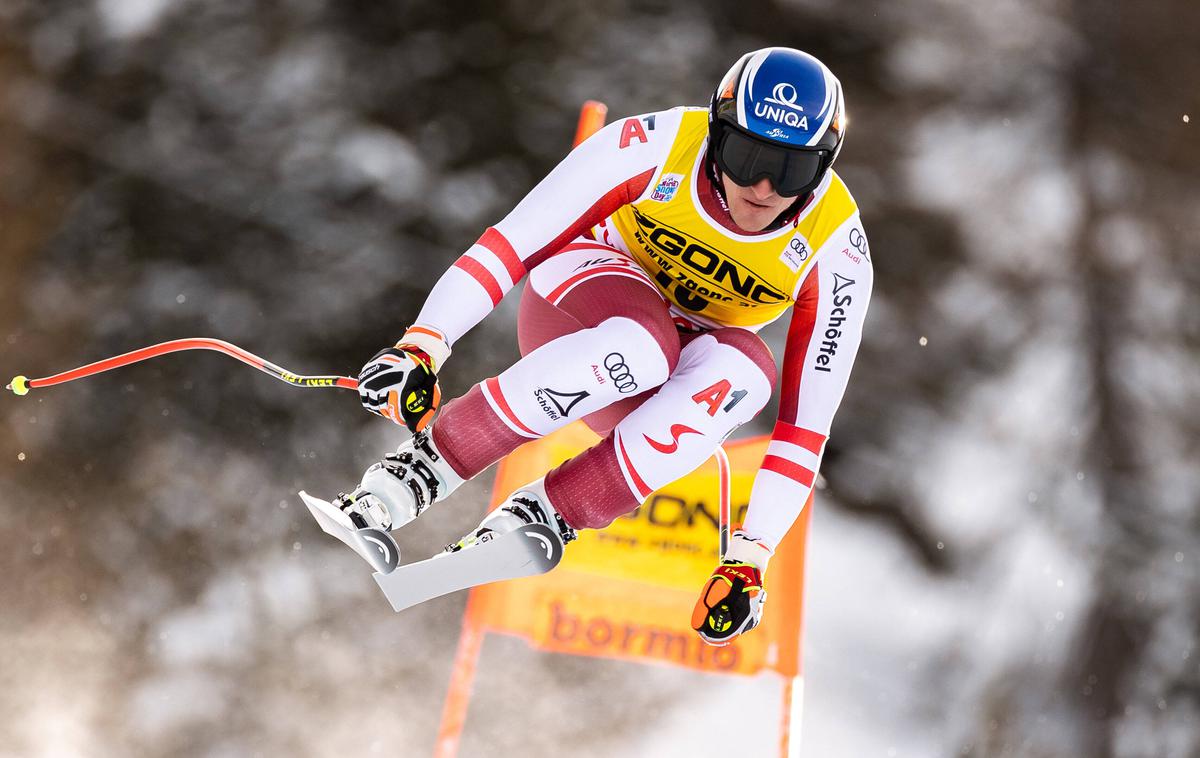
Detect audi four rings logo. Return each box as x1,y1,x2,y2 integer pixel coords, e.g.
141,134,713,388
603,353,638,394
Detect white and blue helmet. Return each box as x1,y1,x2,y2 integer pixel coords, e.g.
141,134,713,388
709,47,846,198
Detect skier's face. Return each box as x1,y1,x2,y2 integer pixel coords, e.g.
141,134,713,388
721,174,794,232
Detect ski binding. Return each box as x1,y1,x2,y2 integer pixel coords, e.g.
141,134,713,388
373,523,564,613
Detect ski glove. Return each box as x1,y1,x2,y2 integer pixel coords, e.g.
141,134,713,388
691,560,767,646
357,345,441,433
691,531,773,646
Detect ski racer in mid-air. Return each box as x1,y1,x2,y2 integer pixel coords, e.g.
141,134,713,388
306,47,872,645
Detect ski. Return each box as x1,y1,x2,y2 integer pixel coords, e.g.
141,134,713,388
373,523,563,613
299,491,401,574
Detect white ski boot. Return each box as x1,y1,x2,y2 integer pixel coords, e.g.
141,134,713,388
300,431,464,573
443,477,576,555
342,430,464,530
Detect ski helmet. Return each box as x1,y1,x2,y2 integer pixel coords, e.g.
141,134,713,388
709,47,846,198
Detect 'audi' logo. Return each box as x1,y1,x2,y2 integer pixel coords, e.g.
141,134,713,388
603,353,638,394
849,227,870,259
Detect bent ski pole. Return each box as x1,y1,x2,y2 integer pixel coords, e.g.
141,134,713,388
6,337,357,397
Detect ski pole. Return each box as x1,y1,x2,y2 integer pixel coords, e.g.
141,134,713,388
9,100,617,401
6,337,358,397
715,445,731,559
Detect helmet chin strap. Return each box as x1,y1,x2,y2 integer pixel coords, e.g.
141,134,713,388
775,195,808,229
707,155,729,207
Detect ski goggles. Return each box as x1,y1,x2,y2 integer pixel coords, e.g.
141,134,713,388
713,124,830,197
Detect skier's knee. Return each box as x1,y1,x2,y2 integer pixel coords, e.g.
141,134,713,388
595,310,680,379
602,305,681,375
554,274,680,374
708,328,777,394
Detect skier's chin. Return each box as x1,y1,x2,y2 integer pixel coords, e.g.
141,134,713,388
729,197,781,232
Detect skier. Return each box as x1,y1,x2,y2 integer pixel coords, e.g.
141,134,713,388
308,47,872,645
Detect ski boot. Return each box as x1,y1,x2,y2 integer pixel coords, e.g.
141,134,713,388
344,430,464,531
300,430,464,572
443,477,577,555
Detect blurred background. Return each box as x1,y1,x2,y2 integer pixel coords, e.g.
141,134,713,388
1,1,1197,756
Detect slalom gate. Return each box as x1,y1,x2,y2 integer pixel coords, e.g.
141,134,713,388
434,423,813,757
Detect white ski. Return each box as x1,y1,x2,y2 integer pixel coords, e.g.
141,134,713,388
299,491,401,574
372,523,563,613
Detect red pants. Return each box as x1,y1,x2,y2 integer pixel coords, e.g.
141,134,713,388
432,242,776,529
